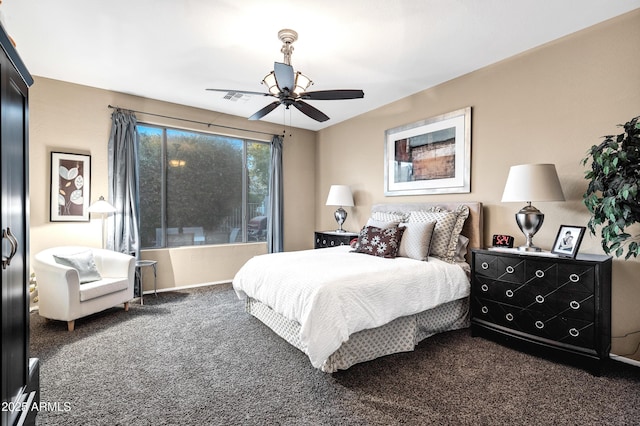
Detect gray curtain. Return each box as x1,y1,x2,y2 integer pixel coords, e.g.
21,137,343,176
267,134,283,253
107,109,140,257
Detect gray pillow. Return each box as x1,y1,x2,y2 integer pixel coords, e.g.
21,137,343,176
366,218,400,229
398,221,437,261
53,250,102,284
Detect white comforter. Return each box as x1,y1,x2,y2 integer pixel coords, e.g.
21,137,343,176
232,245,470,368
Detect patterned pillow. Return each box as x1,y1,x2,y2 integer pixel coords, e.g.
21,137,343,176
371,211,409,223
398,221,437,261
352,225,406,258
408,205,470,263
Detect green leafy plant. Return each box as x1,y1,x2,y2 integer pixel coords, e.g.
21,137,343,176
582,115,640,259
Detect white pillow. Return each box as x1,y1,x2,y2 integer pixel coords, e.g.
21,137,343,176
53,250,102,284
398,221,437,261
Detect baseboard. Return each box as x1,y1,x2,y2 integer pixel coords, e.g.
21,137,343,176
610,353,640,368
141,280,230,295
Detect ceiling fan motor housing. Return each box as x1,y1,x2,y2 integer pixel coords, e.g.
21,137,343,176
278,29,298,65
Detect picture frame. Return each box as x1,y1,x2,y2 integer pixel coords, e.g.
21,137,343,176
50,151,91,222
551,225,586,258
384,107,471,196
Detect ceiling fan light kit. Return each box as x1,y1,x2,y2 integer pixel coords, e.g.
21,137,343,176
207,29,364,122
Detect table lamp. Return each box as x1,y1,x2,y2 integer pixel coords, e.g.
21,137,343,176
501,164,565,251
325,185,354,233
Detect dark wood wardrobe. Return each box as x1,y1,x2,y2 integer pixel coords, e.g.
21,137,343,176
1,22,39,426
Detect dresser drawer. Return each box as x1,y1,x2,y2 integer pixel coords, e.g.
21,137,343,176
471,296,596,349
475,253,525,283
475,275,594,321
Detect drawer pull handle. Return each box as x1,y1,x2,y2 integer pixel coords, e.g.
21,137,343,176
505,266,514,274
481,262,489,270
569,301,580,310
535,321,545,329
535,295,545,304
481,306,489,314
505,290,514,298
569,274,580,283
505,313,514,321
481,284,488,292
569,328,579,337
535,270,545,278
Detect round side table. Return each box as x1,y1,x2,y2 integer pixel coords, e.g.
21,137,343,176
135,260,157,305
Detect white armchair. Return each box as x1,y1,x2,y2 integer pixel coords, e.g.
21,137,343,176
33,246,135,331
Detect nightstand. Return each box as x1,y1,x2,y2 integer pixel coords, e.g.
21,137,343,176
314,231,359,249
470,248,612,375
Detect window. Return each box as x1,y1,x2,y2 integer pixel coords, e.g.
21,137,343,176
137,124,271,248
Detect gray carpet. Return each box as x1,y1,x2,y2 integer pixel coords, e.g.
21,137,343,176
30,284,639,425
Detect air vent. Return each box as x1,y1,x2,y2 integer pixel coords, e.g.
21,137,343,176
223,91,247,102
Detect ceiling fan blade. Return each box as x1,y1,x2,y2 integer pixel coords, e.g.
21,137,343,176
292,100,330,122
248,101,281,121
206,88,273,97
273,62,295,92
300,89,364,100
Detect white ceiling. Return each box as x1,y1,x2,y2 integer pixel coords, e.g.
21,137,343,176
3,1,639,131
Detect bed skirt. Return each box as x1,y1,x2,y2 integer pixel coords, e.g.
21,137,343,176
245,296,470,373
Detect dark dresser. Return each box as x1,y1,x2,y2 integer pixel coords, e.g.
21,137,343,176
314,231,359,249
471,248,612,374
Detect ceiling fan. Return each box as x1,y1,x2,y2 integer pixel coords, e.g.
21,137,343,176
207,29,364,123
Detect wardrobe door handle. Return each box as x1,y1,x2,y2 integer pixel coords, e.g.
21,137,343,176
2,227,19,270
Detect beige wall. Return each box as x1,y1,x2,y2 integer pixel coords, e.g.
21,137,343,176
28,11,639,361
29,77,316,289
316,11,640,360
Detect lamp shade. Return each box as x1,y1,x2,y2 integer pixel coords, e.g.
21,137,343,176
325,185,354,207
501,164,565,202
88,196,116,213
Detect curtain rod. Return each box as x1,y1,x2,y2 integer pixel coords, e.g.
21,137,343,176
107,105,281,137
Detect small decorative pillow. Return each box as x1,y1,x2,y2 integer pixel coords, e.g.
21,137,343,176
398,221,437,261
408,205,470,263
352,225,405,258
53,250,102,284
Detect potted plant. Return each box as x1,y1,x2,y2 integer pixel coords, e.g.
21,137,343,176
582,115,640,259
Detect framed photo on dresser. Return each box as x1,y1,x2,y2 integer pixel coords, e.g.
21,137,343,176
551,225,585,258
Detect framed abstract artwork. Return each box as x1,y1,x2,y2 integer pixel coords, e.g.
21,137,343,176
50,151,91,222
384,107,471,196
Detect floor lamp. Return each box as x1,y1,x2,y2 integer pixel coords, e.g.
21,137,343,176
88,196,116,249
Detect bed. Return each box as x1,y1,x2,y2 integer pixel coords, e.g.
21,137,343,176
232,202,483,372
